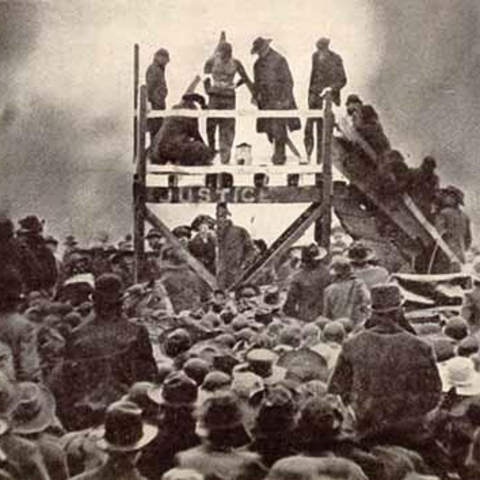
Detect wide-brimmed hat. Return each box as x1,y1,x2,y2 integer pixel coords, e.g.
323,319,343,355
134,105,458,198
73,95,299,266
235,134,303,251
11,383,56,435
18,215,44,234
148,372,198,408
370,283,404,313
301,243,328,264
348,242,375,265
440,357,480,396
251,36,272,54
95,401,158,452
191,215,216,232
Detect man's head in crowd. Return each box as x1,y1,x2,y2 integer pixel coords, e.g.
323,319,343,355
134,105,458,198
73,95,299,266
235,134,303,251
146,228,165,252
346,94,363,116
154,48,170,67
92,273,125,315
370,283,404,324
216,41,233,61
301,243,328,269
251,37,272,58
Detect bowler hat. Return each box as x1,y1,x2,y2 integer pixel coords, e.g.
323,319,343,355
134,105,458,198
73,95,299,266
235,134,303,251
18,215,44,234
11,382,56,435
370,283,404,313
444,316,469,341
251,36,272,54
148,372,198,408
96,401,157,452
183,358,210,386
201,371,232,392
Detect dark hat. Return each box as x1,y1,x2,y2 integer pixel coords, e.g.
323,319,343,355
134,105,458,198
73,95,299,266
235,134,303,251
162,328,192,357
11,383,56,435
44,235,58,246
93,273,124,305
278,326,302,349
330,257,353,278
457,336,479,357
346,94,362,105
146,228,163,240
183,358,210,386
321,321,346,344
191,215,215,232
96,401,157,452
201,371,232,392
18,215,44,234
301,243,328,264
172,225,192,240
444,316,469,341
261,286,285,310
148,372,198,408
122,381,158,413
432,338,456,363
182,93,207,109
255,385,296,434
347,241,375,264
251,36,272,54
371,283,404,313
198,392,244,434
278,348,329,383
443,185,465,205
298,396,343,438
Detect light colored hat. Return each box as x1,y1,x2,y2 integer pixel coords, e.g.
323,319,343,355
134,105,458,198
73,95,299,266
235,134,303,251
441,357,480,396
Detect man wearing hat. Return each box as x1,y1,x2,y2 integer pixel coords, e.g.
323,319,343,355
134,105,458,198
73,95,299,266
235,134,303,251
189,215,216,274
251,37,301,165
151,93,215,166
146,48,170,141
328,283,442,443
304,37,347,162
54,274,158,430
435,185,472,268
409,156,440,222
204,38,254,164
284,243,331,322
71,400,157,480
348,242,390,291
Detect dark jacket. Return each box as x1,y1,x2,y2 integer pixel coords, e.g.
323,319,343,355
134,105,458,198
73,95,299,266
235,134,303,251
217,221,256,289
0,311,41,382
177,444,266,480
55,311,158,430
283,264,331,322
253,48,301,135
71,456,148,480
308,49,347,106
189,234,216,274
328,320,442,438
146,62,168,110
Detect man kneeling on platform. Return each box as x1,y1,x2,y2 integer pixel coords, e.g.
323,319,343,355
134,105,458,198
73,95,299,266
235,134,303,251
150,93,215,166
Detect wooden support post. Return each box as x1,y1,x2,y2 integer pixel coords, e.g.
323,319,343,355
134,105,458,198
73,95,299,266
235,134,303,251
320,90,334,250
216,202,228,290
134,85,147,283
133,44,139,161
145,207,217,291
231,203,325,290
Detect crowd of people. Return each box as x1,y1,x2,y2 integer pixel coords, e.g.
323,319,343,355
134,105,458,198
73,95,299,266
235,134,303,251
1,207,480,479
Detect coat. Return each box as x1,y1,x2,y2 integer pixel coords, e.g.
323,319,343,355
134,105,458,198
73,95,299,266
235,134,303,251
176,444,266,480
0,311,41,382
217,221,256,289
328,320,442,438
283,264,331,322
435,206,472,264
189,234,216,274
253,48,301,136
308,49,347,106
323,277,370,326
146,62,168,110
71,457,148,480
55,312,158,430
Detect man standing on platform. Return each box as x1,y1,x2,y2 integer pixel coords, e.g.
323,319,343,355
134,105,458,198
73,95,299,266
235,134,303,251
146,48,170,141
204,39,254,164
304,38,347,162
251,37,301,165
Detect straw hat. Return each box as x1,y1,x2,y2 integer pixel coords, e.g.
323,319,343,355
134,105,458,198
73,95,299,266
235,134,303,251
440,357,480,396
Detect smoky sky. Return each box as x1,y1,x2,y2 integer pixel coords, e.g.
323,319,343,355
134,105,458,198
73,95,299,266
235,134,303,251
1,1,480,245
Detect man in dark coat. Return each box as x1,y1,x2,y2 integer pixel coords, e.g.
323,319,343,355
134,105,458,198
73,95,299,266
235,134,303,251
328,284,442,442
189,215,216,274
216,203,256,289
151,93,215,166
283,244,331,322
251,37,301,165
304,38,347,161
17,216,58,293
54,274,158,430
409,156,440,222
146,48,169,140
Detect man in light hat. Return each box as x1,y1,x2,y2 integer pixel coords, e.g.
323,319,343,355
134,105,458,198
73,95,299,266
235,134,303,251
328,283,442,444
71,400,157,480
251,37,301,165
146,48,170,140
284,243,331,322
151,93,215,166
304,37,347,162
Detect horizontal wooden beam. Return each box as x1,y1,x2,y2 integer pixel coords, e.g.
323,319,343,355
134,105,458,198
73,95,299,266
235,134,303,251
142,108,326,119
146,186,323,204
148,164,325,175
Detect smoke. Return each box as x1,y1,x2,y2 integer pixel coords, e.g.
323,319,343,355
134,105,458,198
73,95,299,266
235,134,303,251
367,0,480,234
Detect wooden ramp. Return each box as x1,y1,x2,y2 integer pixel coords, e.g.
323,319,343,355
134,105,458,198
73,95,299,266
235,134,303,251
331,121,460,271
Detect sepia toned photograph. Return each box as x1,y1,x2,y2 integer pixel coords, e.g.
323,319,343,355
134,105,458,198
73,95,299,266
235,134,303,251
0,0,479,478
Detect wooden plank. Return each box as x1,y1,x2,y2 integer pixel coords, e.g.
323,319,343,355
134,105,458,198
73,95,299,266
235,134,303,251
144,109,326,119
145,186,323,204
230,203,325,290
133,85,147,283
133,44,139,161
148,164,325,175
145,207,217,291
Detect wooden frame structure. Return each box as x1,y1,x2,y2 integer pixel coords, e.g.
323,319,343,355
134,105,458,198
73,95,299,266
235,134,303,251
132,45,334,290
